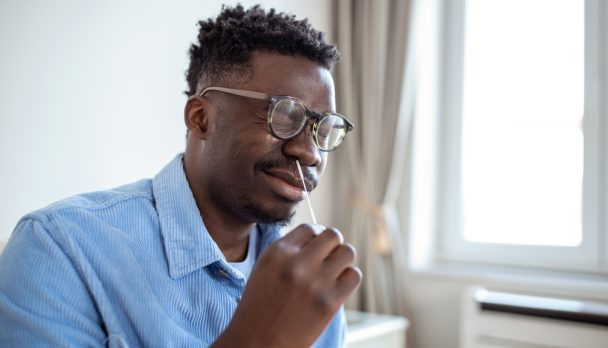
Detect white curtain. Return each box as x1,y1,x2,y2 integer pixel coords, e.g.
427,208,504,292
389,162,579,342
333,0,417,318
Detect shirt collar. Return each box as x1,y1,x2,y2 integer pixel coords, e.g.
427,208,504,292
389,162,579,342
153,154,225,279
152,154,283,279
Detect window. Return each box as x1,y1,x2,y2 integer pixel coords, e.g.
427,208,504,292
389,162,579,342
436,0,607,271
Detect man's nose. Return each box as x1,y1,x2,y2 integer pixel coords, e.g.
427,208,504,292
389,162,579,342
282,126,323,167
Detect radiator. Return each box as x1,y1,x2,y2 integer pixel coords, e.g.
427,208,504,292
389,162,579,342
460,287,608,348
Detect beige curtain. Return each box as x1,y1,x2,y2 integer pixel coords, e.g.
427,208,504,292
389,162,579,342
332,0,416,318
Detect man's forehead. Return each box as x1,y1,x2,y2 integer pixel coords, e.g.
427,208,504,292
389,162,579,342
242,51,336,110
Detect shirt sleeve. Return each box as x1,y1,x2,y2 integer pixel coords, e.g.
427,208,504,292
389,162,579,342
0,217,106,347
312,305,347,348
338,306,347,348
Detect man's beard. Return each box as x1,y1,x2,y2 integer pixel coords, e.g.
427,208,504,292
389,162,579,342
206,173,296,227
241,200,295,227
205,154,315,227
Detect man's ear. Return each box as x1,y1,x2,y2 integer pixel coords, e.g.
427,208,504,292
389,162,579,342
184,96,211,139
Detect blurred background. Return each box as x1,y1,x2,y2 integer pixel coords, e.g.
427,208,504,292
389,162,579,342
1,0,606,347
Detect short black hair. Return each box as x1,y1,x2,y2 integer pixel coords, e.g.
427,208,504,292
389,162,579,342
185,4,340,96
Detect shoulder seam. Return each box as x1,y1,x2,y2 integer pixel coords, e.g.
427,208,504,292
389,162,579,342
23,190,154,221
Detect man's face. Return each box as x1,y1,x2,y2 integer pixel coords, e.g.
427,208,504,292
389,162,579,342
200,51,335,225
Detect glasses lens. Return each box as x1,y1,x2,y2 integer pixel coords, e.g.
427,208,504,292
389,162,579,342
270,99,307,139
316,115,347,151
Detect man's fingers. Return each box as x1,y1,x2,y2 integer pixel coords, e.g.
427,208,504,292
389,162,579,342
334,266,362,301
301,227,344,260
279,224,321,247
323,243,356,278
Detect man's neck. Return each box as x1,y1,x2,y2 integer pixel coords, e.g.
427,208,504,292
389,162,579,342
197,204,253,262
183,153,253,262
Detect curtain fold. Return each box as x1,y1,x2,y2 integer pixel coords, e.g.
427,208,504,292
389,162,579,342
333,0,417,319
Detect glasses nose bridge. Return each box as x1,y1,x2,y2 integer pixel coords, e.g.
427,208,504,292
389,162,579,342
304,108,323,129
284,107,321,151
303,109,328,146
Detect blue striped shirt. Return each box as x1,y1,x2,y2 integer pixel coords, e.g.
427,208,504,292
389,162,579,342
0,154,345,347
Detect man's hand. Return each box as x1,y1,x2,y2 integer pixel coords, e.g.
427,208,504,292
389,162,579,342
213,224,362,348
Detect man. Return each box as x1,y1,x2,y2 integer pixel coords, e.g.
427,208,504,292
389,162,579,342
0,4,360,348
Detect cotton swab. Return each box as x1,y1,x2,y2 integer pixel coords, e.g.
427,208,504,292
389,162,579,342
295,160,317,224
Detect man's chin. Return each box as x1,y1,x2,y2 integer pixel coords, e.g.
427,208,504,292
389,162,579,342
242,203,296,226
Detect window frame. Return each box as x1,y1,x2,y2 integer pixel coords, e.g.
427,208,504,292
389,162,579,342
436,0,608,272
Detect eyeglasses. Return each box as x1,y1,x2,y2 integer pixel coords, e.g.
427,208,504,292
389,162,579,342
199,86,354,151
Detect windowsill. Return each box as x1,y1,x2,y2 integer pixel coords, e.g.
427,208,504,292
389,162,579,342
409,261,608,301
345,310,409,347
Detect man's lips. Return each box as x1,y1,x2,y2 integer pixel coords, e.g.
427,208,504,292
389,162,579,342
265,169,315,192
262,169,316,202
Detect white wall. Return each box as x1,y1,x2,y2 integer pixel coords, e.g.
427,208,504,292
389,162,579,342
0,0,334,242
